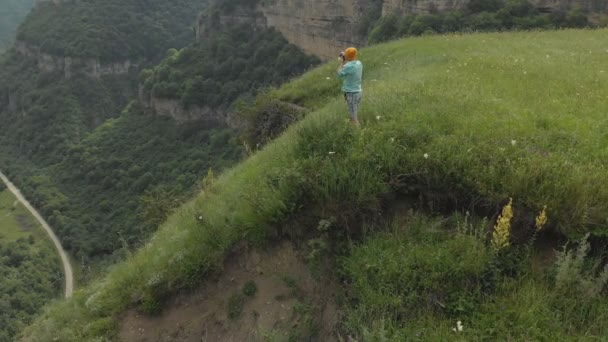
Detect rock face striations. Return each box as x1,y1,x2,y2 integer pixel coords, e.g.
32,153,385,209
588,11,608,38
15,40,134,79
257,0,371,60
198,0,372,61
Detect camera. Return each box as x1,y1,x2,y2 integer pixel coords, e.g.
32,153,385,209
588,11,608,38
339,51,345,60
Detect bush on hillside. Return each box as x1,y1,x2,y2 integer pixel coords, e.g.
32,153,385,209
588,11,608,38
238,92,307,148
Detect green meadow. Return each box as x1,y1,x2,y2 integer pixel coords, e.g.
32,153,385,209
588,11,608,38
23,29,608,340
0,187,43,243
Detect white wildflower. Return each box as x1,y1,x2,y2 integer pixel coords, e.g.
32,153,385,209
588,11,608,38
457,320,463,332
198,216,203,220
328,151,336,155
376,115,381,120
390,137,395,142
325,77,331,80
423,153,429,159
511,140,517,146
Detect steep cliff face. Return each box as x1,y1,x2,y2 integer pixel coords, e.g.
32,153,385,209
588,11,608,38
14,40,134,79
382,0,467,15
257,0,371,60
200,0,606,61
199,0,372,60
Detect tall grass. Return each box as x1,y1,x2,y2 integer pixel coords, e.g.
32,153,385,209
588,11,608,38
22,29,608,340
341,215,608,340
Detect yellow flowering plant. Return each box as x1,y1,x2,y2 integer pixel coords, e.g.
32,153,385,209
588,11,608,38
535,206,547,232
492,198,513,252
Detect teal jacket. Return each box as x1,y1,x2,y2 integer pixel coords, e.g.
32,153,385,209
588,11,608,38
338,60,363,93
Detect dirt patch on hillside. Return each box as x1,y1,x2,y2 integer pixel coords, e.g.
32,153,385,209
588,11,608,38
119,241,340,342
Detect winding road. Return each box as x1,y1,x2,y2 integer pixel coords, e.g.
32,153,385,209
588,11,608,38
0,171,73,298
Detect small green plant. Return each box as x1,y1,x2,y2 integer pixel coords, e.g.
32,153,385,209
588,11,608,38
289,301,319,342
227,293,245,319
282,275,302,298
139,297,161,315
554,234,608,298
242,281,257,297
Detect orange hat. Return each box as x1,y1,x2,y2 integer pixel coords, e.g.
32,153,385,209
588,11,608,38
344,47,358,61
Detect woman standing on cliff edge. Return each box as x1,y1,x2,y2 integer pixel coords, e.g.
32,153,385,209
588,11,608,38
338,47,363,126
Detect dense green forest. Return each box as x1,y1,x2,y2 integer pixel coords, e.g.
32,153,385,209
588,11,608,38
0,0,319,283
0,0,33,50
17,0,205,61
0,98,242,266
363,0,598,44
141,25,319,109
0,185,61,342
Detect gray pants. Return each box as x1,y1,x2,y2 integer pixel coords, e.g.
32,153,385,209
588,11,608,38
344,92,362,119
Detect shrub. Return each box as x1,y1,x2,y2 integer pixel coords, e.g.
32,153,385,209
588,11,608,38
228,293,245,319
239,93,308,148
368,14,399,44
554,234,608,298
242,281,257,297
466,12,503,31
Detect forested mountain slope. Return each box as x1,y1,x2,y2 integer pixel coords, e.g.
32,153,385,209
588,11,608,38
0,0,208,265
0,0,319,272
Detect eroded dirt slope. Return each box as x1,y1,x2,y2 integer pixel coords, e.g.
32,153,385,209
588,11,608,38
119,241,338,342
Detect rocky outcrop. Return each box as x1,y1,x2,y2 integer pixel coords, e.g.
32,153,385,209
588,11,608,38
141,93,243,128
257,0,371,60
147,97,222,123
382,0,467,15
14,40,134,79
198,0,371,61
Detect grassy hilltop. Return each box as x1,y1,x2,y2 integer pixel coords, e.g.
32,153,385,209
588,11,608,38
23,29,608,340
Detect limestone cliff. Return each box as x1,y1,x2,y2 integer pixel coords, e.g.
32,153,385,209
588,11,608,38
15,40,134,79
198,0,372,61
200,0,606,61
257,0,372,60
